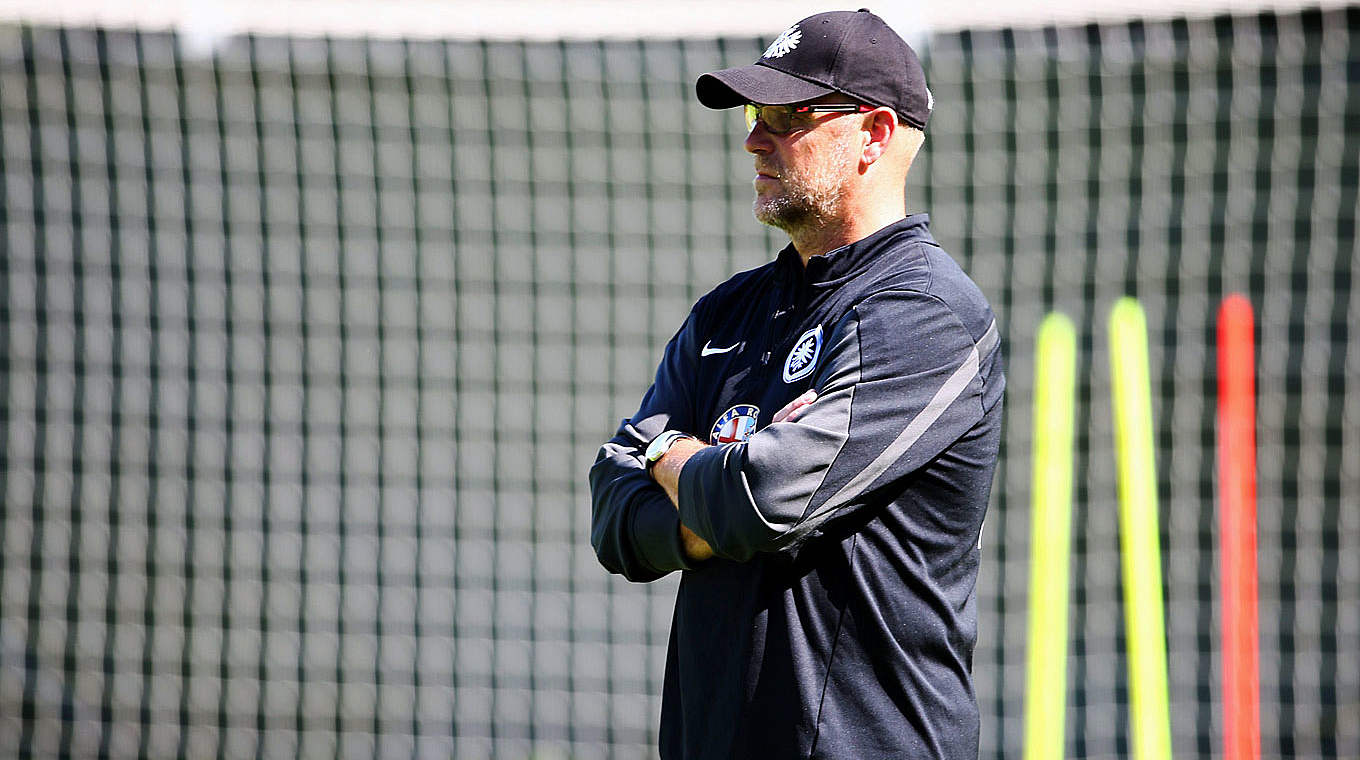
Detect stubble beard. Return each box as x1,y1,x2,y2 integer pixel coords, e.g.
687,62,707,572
752,141,858,235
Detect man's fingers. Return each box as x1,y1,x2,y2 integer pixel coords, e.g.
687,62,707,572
784,393,815,422
772,390,818,423
784,401,812,422
679,523,715,562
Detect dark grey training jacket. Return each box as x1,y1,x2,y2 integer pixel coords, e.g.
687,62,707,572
589,215,1004,760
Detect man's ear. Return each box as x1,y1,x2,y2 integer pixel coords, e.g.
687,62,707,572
861,108,897,165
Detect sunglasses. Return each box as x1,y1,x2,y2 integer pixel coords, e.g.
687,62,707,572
744,102,875,134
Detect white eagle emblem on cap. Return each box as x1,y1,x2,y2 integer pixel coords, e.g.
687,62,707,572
763,24,801,58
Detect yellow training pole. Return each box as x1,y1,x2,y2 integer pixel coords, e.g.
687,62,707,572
1024,313,1077,760
1108,297,1174,760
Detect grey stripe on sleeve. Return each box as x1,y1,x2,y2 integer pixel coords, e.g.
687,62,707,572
814,318,997,515
977,318,999,360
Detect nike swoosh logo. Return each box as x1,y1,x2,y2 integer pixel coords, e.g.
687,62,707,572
701,341,742,356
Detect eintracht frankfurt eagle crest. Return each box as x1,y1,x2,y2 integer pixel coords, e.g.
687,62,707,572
763,24,801,58
783,324,823,383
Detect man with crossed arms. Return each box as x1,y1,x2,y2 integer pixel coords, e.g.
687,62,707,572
589,9,1004,759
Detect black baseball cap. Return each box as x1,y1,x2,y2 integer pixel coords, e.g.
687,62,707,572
696,8,932,131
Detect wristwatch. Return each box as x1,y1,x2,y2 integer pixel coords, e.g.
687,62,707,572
645,430,694,467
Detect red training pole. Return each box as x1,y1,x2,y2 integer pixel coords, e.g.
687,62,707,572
1217,293,1260,760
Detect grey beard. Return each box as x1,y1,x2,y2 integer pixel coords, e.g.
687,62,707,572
754,191,823,231
751,144,856,234
753,179,847,235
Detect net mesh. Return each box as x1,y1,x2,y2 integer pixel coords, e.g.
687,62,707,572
1,8,1356,759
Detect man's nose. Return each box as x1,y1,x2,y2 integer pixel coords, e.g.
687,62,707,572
744,119,774,155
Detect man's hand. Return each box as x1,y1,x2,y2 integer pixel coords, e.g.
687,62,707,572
679,523,715,561
772,389,817,423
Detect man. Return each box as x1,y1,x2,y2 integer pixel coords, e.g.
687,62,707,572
588,9,1003,759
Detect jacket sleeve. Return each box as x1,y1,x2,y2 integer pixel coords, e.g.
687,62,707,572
676,290,1002,562
588,308,703,582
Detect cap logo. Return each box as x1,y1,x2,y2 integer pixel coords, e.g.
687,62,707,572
762,24,802,59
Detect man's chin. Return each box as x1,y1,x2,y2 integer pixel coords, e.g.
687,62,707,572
753,199,804,231
752,197,781,226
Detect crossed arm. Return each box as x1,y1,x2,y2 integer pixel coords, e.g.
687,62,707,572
649,390,818,562
591,290,997,580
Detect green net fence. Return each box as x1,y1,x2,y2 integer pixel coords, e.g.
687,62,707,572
1,7,1356,758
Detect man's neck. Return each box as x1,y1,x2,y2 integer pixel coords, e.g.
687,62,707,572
788,224,856,265
788,207,905,265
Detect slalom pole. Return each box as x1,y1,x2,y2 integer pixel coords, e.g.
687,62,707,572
1217,294,1260,760
1108,297,1173,760
1023,313,1078,760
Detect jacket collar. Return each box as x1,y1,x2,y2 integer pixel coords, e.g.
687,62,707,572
777,214,933,286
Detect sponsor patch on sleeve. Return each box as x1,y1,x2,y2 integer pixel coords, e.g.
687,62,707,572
710,404,760,444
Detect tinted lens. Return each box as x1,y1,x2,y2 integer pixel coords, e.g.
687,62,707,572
744,104,794,134
766,107,792,133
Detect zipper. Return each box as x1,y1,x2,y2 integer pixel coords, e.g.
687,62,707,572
759,270,805,377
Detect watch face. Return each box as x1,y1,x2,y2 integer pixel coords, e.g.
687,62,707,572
647,432,678,462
